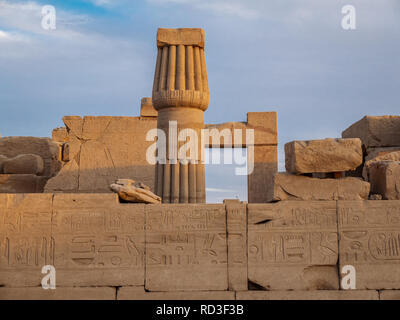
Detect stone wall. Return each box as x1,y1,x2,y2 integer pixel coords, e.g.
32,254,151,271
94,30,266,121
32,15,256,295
44,111,278,203
0,193,399,300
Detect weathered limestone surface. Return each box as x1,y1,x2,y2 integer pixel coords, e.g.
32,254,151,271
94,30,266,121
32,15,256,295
145,204,228,291
236,290,379,300
338,201,400,289
272,173,370,201
53,194,145,286
342,116,400,148
0,174,47,193
45,116,158,193
0,137,61,177
0,287,116,300
3,154,44,175
367,161,400,200
248,202,339,290
380,290,400,300
117,286,235,300
285,138,363,174
0,194,53,287
226,200,248,291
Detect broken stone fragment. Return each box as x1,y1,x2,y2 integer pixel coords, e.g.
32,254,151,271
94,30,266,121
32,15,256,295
3,154,44,175
342,115,400,148
285,138,363,174
367,161,400,200
271,173,370,201
363,150,400,180
110,179,161,204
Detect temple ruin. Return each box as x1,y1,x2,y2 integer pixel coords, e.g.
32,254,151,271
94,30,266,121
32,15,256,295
0,28,399,300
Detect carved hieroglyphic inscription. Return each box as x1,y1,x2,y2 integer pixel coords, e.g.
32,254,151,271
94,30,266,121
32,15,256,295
0,194,53,287
248,202,338,290
53,194,145,286
145,204,228,291
226,201,247,291
338,201,400,289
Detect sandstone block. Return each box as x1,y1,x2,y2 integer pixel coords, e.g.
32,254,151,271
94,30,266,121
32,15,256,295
285,138,363,174
342,116,400,148
52,194,145,287
140,97,158,117
46,116,158,193
145,204,228,291
226,201,248,291
0,287,116,300
363,150,400,180
380,290,400,300
367,161,400,200
117,286,235,300
272,173,370,201
0,194,53,287
52,127,68,143
3,154,44,175
0,137,61,177
0,174,45,193
338,201,400,289
157,28,205,48
248,145,277,203
248,201,339,290
236,290,379,300
247,112,278,146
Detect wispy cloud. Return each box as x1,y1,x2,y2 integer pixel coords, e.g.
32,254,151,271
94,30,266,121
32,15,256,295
147,0,260,19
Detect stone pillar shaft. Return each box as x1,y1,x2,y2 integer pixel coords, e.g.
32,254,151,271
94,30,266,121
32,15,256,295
152,28,209,203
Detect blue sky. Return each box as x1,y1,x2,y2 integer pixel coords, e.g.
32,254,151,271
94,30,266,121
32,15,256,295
1,0,399,202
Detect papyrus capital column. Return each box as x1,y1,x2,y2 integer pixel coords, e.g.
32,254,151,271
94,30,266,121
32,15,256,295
152,28,209,203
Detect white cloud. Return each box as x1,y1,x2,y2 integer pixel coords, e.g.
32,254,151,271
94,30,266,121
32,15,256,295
206,187,236,193
147,0,260,19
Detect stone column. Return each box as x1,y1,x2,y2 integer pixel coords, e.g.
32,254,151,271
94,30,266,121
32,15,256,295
152,28,209,203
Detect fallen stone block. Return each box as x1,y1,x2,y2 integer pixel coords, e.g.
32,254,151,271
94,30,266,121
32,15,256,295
338,201,400,289
363,149,400,180
145,204,228,291
285,138,362,174
236,290,379,300
342,115,400,148
272,173,370,201
3,154,44,175
248,201,339,290
367,161,400,200
110,179,161,204
0,287,116,300
117,286,235,300
0,137,61,177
